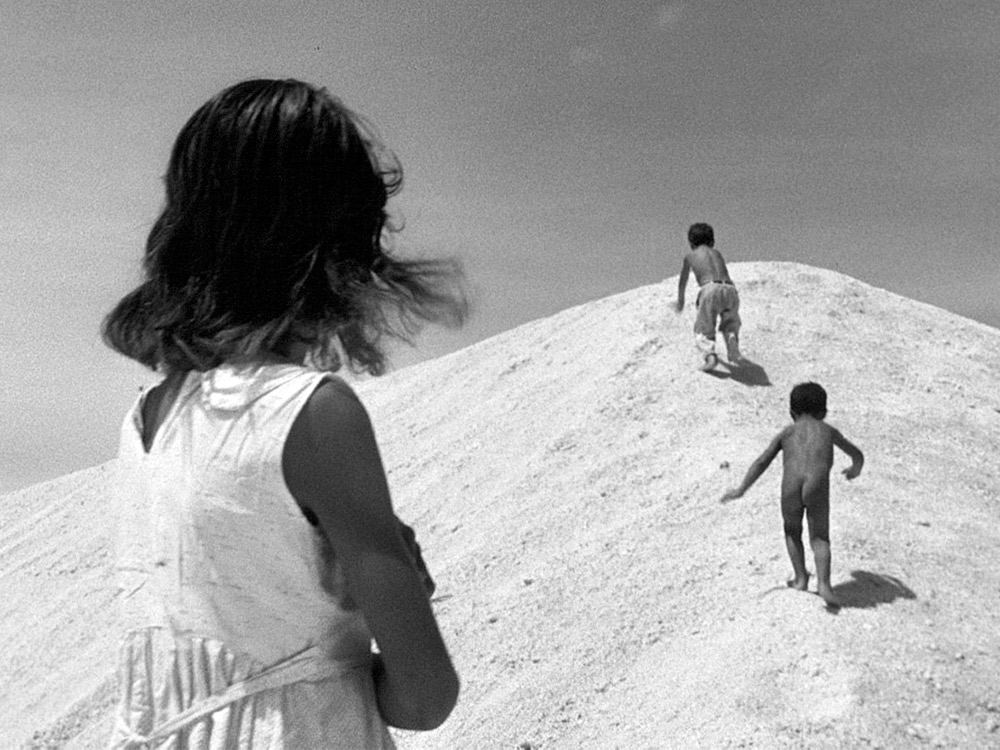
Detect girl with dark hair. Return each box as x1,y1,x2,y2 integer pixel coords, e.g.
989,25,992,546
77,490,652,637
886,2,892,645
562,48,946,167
106,79,463,748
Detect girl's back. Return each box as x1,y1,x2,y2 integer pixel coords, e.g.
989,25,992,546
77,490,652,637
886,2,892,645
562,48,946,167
111,362,394,748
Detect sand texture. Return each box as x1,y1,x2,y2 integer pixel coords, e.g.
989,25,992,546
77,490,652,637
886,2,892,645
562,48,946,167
2,262,999,748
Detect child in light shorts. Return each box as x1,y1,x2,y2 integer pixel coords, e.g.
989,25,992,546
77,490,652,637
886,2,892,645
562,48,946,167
674,222,742,370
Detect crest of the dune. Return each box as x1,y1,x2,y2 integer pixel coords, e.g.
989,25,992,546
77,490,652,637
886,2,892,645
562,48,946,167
3,262,999,748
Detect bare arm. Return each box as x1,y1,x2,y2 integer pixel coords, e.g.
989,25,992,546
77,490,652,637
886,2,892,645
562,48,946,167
283,378,459,730
675,256,691,312
721,430,785,502
832,428,864,480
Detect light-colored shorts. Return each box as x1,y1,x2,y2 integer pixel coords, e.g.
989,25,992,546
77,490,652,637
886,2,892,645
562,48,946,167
695,281,741,341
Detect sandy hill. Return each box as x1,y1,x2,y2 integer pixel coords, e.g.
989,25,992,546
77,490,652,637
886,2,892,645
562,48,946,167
2,262,999,749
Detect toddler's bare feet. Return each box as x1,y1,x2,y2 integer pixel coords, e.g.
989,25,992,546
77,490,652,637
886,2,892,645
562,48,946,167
817,584,841,608
786,574,810,592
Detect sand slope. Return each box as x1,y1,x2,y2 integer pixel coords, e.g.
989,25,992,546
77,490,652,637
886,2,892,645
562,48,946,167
3,262,999,748
0,463,119,748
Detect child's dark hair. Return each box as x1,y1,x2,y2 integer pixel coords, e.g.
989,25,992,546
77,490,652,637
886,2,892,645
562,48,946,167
103,78,467,376
687,222,714,247
790,382,827,418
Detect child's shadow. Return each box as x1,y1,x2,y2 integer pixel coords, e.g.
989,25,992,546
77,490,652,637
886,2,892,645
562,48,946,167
832,570,917,609
705,357,772,387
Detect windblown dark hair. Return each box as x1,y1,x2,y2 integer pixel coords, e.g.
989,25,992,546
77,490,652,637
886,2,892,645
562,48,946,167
790,382,827,418
103,78,467,376
687,222,714,247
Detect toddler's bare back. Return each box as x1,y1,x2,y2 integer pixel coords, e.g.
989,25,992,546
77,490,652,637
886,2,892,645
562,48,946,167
780,417,835,483
686,246,733,286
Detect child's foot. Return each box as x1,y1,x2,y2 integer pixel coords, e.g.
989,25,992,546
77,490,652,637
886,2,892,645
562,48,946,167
700,352,718,371
786,574,810,592
817,584,841,608
725,332,741,363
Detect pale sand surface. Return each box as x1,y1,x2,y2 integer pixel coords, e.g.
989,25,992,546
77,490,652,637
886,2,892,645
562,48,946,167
3,262,999,748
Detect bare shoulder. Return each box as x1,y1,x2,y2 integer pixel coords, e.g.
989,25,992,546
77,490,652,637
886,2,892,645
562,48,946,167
294,376,372,446
775,424,795,443
282,376,394,531
824,421,847,442
688,246,730,282
283,374,381,480
767,425,793,453
777,422,810,453
309,374,364,410
828,423,863,451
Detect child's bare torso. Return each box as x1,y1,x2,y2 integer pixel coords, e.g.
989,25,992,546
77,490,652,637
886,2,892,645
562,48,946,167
780,417,835,485
686,245,733,286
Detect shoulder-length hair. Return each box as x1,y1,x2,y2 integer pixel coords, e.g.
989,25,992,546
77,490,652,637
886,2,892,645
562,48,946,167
103,78,466,376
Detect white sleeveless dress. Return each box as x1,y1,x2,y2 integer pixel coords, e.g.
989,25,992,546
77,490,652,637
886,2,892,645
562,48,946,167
109,363,395,749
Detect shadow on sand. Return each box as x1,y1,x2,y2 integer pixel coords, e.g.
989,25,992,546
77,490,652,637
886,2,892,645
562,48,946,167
704,357,772,387
832,570,917,610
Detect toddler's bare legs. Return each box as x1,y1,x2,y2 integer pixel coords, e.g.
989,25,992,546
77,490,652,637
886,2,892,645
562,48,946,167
781,500,809,591
804,481,838,606
781,482,809,591
809,535,835,604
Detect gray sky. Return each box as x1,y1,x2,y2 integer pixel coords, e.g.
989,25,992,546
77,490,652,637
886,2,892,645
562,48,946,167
2,1,998,492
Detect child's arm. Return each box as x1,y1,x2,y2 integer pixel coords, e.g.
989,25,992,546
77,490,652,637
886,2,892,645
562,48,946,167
721,430,785,502
832,428,864,479
284,378,459,731
675,255,691,312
